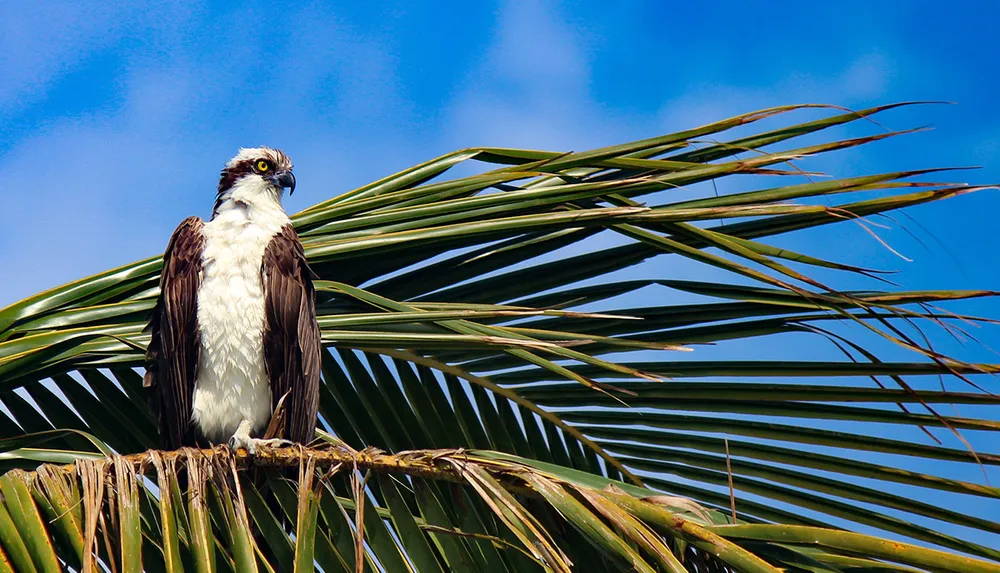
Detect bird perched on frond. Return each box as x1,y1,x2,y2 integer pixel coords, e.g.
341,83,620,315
144,147,321,454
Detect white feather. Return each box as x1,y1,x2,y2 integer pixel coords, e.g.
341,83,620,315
192,172,289,444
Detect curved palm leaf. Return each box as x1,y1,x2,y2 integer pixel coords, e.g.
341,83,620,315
0,102,997,571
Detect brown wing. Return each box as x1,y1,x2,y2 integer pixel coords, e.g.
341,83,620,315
262,224,321,444
144,216,205,450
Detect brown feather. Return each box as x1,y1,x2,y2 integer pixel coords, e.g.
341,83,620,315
145,216,205,450
262,224,321,444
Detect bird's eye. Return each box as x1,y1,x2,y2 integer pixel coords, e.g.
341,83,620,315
255,160,271,172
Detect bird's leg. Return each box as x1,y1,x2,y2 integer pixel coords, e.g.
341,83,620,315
228,420,293,455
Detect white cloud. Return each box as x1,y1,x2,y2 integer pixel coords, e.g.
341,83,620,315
443,0,622,151
0,7,906,309
489,0,589,88
0,120,200,306
0,3,203,115
656,52,896,133
0,4,124,112
0,3,419,308
841,52,892,100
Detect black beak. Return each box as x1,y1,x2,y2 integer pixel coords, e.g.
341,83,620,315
271,171,296,195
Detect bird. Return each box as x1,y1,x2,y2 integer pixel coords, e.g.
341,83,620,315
144,147,321,454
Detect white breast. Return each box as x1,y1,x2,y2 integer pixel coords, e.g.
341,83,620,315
192,186,289,444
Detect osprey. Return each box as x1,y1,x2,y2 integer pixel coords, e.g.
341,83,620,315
145,147,321,454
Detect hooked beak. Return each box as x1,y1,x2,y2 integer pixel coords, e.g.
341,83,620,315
270,171,296,195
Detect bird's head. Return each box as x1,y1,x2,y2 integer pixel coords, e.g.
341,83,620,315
217,147,296,199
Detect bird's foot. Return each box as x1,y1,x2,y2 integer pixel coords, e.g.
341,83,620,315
228,420,293,455
253,438,294,451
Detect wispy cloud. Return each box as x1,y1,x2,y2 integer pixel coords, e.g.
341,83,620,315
444,0,621,151
656,52,896,134
0,3,416,306
1,1,996,314
0,3,124,113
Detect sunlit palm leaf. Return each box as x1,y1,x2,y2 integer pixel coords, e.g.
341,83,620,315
2,446,997,573
0,103,997,570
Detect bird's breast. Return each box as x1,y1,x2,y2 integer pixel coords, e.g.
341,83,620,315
191,208,287,443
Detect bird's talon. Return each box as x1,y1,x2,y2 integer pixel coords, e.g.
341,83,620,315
256,438,293,449
229,421,257,455
227,427,289,456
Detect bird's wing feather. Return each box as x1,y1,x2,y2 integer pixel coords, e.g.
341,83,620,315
144,216,205,450
262,224,321,444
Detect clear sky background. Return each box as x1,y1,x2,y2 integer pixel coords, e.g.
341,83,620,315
2,0,999,550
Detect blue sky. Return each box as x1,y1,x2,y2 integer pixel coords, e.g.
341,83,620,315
3,0,999,550
3,2,1000,304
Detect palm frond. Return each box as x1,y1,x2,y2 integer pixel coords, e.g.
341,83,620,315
6,446,997,573
0,103,997,570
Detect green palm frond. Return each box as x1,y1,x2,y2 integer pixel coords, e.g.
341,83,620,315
1,446,996,573
0,102,997,571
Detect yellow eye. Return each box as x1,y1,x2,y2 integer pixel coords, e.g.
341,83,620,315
256,160,271,172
